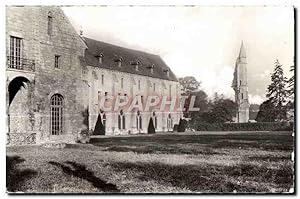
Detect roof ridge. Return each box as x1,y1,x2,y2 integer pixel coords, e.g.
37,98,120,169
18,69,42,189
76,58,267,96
84,36,160,58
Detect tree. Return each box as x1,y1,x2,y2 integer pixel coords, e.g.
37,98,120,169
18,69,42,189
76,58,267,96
179,76,202,118
287,64,295,101
178,76,201,95
195,97,237,123
255,99,277,122
266,60,288,121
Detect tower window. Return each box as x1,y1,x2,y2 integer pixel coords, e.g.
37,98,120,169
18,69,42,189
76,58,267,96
153,83,156,92
138,80,141,90
54,55,60,68
121,77,124,88
47,12,53,36
101,74,104,85
241,93,244,99
240,80,242,86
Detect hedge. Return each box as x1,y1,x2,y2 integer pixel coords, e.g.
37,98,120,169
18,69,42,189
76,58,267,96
194,122,294,131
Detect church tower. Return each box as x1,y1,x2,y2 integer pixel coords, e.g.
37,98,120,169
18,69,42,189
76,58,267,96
232,41,250,123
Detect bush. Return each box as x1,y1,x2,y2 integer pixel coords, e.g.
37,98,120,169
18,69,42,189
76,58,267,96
177,118,187,132
173,124,178,132
194,122,293,131
148,117,156,134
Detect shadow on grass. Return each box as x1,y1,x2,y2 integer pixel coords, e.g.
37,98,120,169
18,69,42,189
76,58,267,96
110,161,293,193
6,156,37,192
48,161,119,192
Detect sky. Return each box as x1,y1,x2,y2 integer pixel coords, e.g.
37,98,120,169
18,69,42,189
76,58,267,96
62,6,294,104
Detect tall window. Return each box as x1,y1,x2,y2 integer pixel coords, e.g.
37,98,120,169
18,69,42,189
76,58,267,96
9,36,22,69
47,12,53,36
118,110,125,130
138,80,141,90
121,77,124,88
167,113,173,130
50,94,64,135
101,74,104,85
136,111,142,130
153,83,156,92
54,55,60,68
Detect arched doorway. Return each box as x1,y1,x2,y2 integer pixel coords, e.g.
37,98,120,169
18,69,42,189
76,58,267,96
50,94,64,135
8,76,31,135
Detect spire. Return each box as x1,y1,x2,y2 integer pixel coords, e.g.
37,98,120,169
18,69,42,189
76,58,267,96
239,41,246,58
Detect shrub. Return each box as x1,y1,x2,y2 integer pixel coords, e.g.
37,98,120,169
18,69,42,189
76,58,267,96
173,124,178,132
194,122,293,131
177,118,187,132
148,117,156,134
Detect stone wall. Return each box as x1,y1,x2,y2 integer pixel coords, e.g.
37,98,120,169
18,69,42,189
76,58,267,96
6,6,87,145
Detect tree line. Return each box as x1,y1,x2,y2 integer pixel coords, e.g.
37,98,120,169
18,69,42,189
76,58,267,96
179,59,294,124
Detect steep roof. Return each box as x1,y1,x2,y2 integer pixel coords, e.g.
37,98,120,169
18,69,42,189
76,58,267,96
83,37,178,82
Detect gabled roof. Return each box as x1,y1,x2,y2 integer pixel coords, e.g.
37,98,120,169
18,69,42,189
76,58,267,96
83,37,178,82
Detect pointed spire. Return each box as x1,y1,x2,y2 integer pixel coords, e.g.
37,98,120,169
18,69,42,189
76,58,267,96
239,41,246,58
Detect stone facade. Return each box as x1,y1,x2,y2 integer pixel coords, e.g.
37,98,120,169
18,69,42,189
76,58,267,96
6,6,87,145
85,66,182,135
232,42,250,123
6,6,182,145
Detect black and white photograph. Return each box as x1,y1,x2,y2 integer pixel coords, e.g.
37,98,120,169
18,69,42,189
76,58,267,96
5,3,295,194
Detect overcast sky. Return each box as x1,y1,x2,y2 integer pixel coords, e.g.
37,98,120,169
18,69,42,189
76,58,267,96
62,6,294,104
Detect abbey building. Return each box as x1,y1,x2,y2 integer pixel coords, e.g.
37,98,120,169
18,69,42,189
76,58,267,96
6,6,182,145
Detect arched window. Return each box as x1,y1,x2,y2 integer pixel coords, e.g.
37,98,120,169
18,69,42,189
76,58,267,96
50,94,64,135
47,11,53,36
136,111,142,130
167,113,173,130
118,110,125,130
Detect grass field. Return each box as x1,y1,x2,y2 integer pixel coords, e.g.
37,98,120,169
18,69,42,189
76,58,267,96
6,131,294,193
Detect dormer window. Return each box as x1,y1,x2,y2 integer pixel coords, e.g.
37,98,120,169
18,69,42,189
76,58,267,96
131,60,140,71
164,68,170,77
95,53,104,64
147,64,155,74
114,57,123,67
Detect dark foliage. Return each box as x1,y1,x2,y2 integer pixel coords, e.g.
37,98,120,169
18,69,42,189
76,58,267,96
195,122,293,131
177,118,187,132
93,114,105,135
148,117,156,134
256,99,277,122
265,60,289,121
7,156,37,192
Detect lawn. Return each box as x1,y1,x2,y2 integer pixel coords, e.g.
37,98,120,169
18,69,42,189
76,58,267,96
6,131,294,194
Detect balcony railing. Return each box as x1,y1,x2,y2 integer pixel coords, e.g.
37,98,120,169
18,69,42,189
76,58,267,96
7,56,35,72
